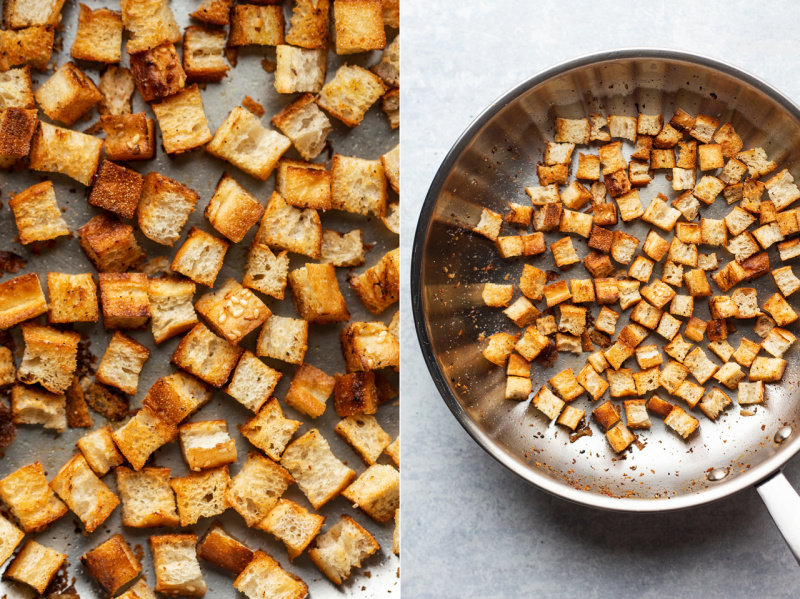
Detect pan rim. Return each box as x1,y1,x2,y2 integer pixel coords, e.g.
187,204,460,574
411,46,800,513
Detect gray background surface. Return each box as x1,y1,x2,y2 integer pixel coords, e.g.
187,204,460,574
401,1,800,597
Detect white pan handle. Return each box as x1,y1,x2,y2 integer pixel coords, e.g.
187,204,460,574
756,471,800,564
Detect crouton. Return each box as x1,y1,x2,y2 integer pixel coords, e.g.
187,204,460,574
274,45,327,95
120,0,180,53
549,368,583,401
240,397,301,461
591,400,619,430
243,243,291,300
0,106,36,160
763,293,798,326
29,121,103,185
195,278,270,345
16,323,78,394
551,236,580,268
720,157,748,185
341,321,399,372
51,453,119,533
150,534,206,597
172,323,243,388
607,367,637,398
482,332,518,366
96,331,150,395
140,373,209,427
151,85,212,155
309,515,379,586
382,87,398,128
197,523,254,575
505,375,533,400
713,362,746,390
282,364,334,419
34,62,101,125
148,277,198,344
631,135,653,160
612,189,642,222
8,181,67,247
256,314,309,365
697,387,732,420
0,66,34,109
599,141,626,175
331,154,388,218
272,96,332,162
342,463,398,523
281,429,356,509
5,540,67,594
574,363,607,401
129,42,186,102
10,383,66,431
0,461,68,532
171,228,230,287
559,208,593,238
651,148,676,169
81,534,141,595
605,169,632,199
349,248,399,314
97,65,135,115
231,550,308,599
737,147,777,177
136,173,199,245
87,160,143,220
224,350,281,413
287,262,350,325
555,117,590,144
739,380,765,404
0,26,54,71
112,408,177,470
115,466,179,527
316,63,385,126
629,160,652,186
76,425,123,476
229,5,284,46
779,238,800,261
472,207,502,241
749,356,788,382
190,0,232,25
255,192,323,259
183,26,229,82
170,466,230,526
286,0,329,48
504,202,532,228
100,112,155,161
0,513,24,568
753,222,784,250
483,283,513,308
605,422,635,453
178,420,236,473
664,405,699,439
98,272,150,330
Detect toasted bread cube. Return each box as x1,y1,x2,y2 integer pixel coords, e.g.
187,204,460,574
197,523,255,575
605,169,632,199
515,265,545,302
334,413,390,466
712,260,747,294
81,534,141,596
682,347,717,385
342,463,398,523
588,225,613,254
548,368,583,401
737,147,777,177
592,204,618,228
635,344,663,369
97,65,135,115
634,112,662,135
224,452,294,526
513,326,548,362
681,269,710,298
505,202,533,227
148,278,198,345
725,206,756,237
538,164,569,186
749,356,787,382
765,169,800,212
51,453,119,533
751,223,784,252
555,117,590,144
779,237,800,261
170,466,230,526
653,313,680,341
119,0,180,52
115,466,179,527
557,305,586,337
257,500,324,565
341,321,400,372
224,350,281,414
696,387,732,420
762,293,798,326
698,143,724,170
720,158,748,186
178,420,237,473
472,207,502,241
0,513,24,568
495,235,524,258
272,106,332,168
100,112,155,161
96,331,150,395
590,306,619,337
482,332,518,366
76,425,123,476
576,364,608,401
608,115,637,141
243,244,291,301
542,280,571,308
333,0,385,54
172,323,243,388
770,266,800,300
281,429,355,509
171,228,229,287
349,248,399,315
0,26,55,71
5,540,66,594
739,380,765,405
204,174,265,243
554,405,583,430
228,4,284,46
129,42,186,102
533,203,563,233
650,148,676,169
16,323,78,394
112,408,177,470
559,209,594,238
137,172,199,246
674,379,704,407
530,386,562,420
622,399,650,430
550,237,579,268
183,26,228,82
607,368,636,398
29,121,103,185
142,372,211,428
316,63,385,127
631,135,653,161
592,400,620,430
331,154,388,218
150,534,206,597
503,297,539,328
664,406,699,439
605,422,635,453
707,121,741,156
629,299,661,330
610,190,641,223
195,279,270,345
88,160,143,220
371,31,399,87
0,66,34,108
151,85,212,155
507,354,531,379
34,62,101,125
4,0,65,28
8,181,67,247
632,366,659,396
556,332,581,354
287,262,350,325
659,358,689,394
708,339,735,363
0,347,15,387
381,86,399,128
599,141,626,175
256,314,309,365
679,319,705,346
274,44,328,96
628,160,652,186
98,273,150,330
777,208,800,237
544,141,575,165
643,396,671,420
207,106,290,180
0,106,36,158
761,327,796,358
637,232,669,266
308,515,378,585
231,552,308,599
10,383,66,430
686,113,716,143
334,371,381,416
711,362,745,391
240,397,301,461
603,340,634,370
525,183,560,205
626,255,653,283
587,350,610,373
732,337,761,368
0,461,67,532
256,192,323,259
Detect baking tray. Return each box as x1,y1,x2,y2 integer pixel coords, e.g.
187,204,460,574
0,0,399,596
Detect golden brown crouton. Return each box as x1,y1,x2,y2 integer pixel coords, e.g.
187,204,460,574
101,112,156,161
334,0,386,54
151,84,212,155
81,534,141,595
229,4,285,46
138,172,199,246
272,95,332,161
71,4,123,63
289,262,351,324
0,26,55,71
34,62,102,125
120,0,181,54
317,63,386,127
99,273,151,329
172,323,244,388
129,42,186,102
78,213,146,273
286,0,329,48
29,121,103,185
183,26,229,82
171,227,230,287
88,160,144,219
9,180,70,245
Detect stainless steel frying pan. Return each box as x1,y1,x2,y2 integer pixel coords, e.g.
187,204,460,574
411,48,800,561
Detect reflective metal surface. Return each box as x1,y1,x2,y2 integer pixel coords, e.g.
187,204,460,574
413,49,800,512
0,1,399,596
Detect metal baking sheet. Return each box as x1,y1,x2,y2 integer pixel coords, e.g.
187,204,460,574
0,1,399,596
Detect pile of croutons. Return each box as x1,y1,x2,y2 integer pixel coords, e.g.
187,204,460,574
478,108,799,454
0,0,399,596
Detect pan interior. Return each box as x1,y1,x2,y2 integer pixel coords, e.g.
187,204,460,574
415,51,800,509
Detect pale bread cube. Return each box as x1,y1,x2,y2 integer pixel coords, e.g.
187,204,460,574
576,363,608,401
624,399,651,430
96,331,150,395
473,207,502,240
342,463,398,523
589,114,610,142
762,327,797,358
148,277,198,344
633,367,660,396
179,420,236,472
171,228,230,287
50,453,119,533
504,296,540,327
17,322,79,394
226,350,282,413
150,534,206,597
241,397,301,460
138,172,199,247
256,314,309,365
244,243,291,299
5,540,67,594
713,362,746,390
736,147,777,177
171,466,230,526
607,368,636,398
642,194,681,231
172,323,243,388
675,380,704,408
337,415,393,465
738,380,764,405
683,347,718,385
0,513,25,568
506,375,532,400
371,33,399,87
555,117,590,144
115,466,179,528
225,452,293,527
385,436,399,467
532,386,564,420
183,25,229,82
0,461,67,532
290,262,351,324
77,425,124,476
708,340,735,362
308,515,379,585
766,169,800,211
273,93,332,159
656,313,682,341
615,189,644,221
659,359,689,394
234,549,309,598
699,387,732,420
151,84,212,155
664,406,699,439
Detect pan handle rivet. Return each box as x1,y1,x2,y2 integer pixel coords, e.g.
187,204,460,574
708,468,729,482
775,426,793,444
